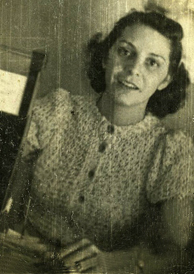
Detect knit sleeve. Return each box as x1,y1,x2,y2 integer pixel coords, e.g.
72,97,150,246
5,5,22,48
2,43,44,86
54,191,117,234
21,88,72,159
146,131,194,204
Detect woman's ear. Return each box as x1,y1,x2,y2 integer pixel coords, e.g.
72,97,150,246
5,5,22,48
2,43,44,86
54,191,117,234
158,74,172,90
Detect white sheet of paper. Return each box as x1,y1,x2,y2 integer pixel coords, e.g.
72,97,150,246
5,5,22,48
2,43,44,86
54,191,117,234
0,69,27,116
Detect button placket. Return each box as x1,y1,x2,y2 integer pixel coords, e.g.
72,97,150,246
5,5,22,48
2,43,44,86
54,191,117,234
78,195,85,203
98,119,116,153
98,119,108,141
107,124,115,134
98,141,107,153
88,169,95,179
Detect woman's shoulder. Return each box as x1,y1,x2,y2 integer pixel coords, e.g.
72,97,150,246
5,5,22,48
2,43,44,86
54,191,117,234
30,88,100,138
33,88,97,116
154,122,194,162
149,115,193,149
163,127,194,153
32,88,72,116
155,125,194,180
147,127,194,203
24,89,93,155
147,116,194,172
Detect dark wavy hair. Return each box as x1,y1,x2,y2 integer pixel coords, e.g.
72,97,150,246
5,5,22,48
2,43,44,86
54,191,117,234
86,11,190,118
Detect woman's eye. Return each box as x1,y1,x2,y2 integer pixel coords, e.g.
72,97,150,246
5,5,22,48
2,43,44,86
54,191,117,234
117,47,131,57
147,59,159,68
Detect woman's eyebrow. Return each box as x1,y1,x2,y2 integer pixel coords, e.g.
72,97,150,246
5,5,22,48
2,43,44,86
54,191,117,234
118,40,135,48
149,53,166,63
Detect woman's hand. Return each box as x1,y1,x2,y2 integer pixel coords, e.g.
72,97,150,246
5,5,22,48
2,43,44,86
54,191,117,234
60,239,101,272
55,239,142,273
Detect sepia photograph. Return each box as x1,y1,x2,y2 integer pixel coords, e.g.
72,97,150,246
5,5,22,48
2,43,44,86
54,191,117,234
0,0,194,273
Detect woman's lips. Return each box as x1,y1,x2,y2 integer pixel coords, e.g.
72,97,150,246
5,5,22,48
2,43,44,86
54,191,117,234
118,80,139,90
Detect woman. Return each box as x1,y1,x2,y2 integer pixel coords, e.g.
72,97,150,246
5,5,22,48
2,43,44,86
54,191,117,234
13,10,194,273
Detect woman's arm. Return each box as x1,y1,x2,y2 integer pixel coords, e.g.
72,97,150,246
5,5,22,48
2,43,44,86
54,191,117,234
56,197,193,273
56,240,183,274
162,196,193,248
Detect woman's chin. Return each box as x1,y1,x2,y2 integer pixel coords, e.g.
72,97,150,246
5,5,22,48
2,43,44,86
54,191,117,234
113,93,136,107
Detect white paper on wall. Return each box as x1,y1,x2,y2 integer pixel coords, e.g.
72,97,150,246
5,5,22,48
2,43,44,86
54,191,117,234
0,69,27,116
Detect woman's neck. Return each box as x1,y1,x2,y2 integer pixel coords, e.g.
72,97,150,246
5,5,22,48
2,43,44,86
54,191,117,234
97,93,147,126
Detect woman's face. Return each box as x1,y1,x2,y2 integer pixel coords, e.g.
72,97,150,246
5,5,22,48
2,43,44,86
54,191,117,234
104,24,171,108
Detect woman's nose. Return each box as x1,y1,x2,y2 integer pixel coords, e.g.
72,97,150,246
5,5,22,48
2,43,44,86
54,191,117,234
124,57,142,76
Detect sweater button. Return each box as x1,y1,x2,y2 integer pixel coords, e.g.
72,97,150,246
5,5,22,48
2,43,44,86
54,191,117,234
99,141,107,153
107,125,114,134
88,169,95,179
78,195,85,203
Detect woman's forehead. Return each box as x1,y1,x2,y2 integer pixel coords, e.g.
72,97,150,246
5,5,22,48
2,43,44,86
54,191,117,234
117,24,171,60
